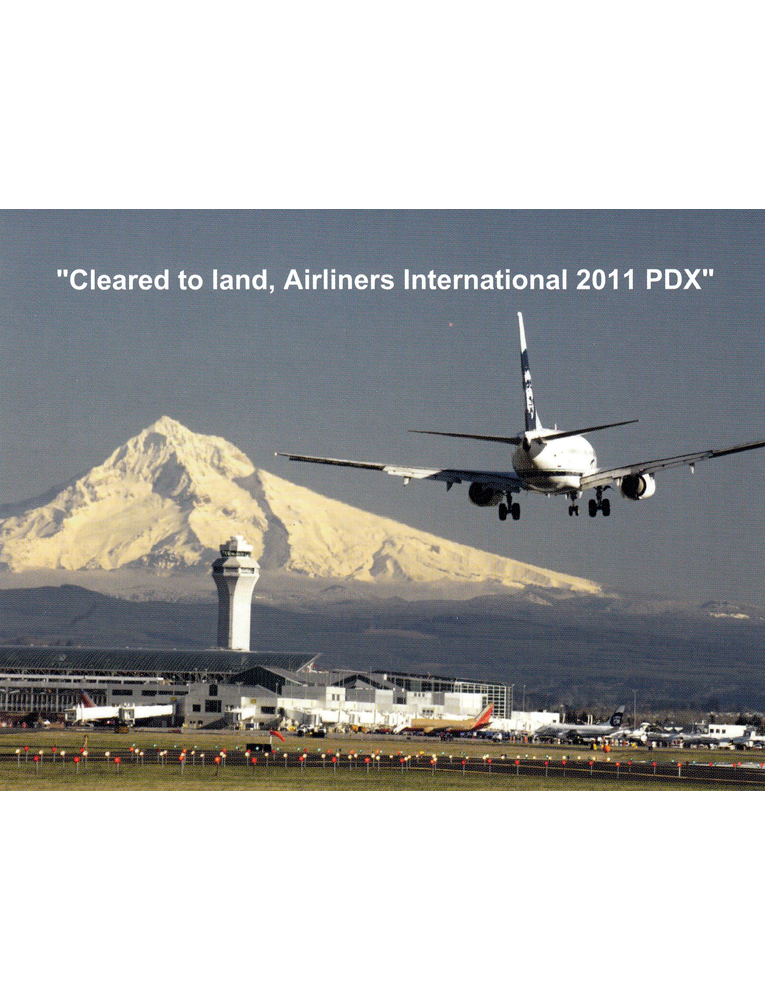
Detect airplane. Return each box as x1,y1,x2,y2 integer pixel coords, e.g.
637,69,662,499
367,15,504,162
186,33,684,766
393,703,494,735
730,731,765,750
64,690,175,727
674,727,765,749
533,706,626,743
609,722,680,746
278,312,765,520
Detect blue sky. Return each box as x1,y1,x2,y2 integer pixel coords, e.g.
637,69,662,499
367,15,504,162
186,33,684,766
2,209,764,603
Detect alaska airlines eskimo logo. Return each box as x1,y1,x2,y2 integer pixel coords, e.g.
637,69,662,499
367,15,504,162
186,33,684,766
522,351,535,418
525,381,535,418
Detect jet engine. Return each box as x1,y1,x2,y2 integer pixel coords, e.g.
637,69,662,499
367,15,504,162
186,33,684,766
620,472,656,501
468,482,502,507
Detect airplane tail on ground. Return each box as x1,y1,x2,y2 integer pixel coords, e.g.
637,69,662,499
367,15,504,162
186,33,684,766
80,690,97,708
609,706,626,727
518,312,541,433
473,703,494,729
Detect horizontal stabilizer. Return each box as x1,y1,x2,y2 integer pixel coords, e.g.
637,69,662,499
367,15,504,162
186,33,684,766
408,421,636,447
408,430,523,445
539,419,638,442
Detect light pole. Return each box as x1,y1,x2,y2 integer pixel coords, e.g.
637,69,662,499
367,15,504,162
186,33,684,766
632,689,637,729
522,684,526,713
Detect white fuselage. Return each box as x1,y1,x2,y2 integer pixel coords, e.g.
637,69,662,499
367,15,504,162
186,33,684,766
512,432,597,494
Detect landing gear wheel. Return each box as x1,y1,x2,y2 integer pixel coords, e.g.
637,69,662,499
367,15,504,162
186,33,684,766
601,498,611,517
511,502,521,521
568,504,579,517
498,503,508,521
588,498,598,517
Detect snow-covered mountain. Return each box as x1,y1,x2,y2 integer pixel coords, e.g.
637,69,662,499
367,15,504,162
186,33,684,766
0,416,601,596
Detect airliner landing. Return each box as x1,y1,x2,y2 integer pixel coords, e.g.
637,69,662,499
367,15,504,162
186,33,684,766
279,313,765,521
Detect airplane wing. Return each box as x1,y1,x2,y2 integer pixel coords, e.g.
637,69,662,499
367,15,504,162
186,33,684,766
277,453,524,491
580,438,765,491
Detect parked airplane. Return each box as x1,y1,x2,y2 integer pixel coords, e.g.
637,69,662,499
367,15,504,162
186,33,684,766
279,313,765,520
609,722,680,746
730,731,765,749
534,706,626,743
674,727,764,749
64,691,174,727
394,703,493,735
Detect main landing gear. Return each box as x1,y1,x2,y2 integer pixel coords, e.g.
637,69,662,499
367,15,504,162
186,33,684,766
498,496,521,521
588,488,610,517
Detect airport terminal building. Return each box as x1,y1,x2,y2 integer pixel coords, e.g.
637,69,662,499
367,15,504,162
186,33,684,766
0,536,553,731
0,645,514,730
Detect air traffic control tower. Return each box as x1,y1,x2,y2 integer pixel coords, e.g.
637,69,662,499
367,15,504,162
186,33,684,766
211,535,260,651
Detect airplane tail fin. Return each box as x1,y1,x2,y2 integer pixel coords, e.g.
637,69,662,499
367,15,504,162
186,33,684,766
474,703,494,728
80,690,96,708
610,705,626,727
518,312,541,432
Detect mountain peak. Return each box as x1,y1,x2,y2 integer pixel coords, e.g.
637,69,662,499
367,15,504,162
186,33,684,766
103,418,254,487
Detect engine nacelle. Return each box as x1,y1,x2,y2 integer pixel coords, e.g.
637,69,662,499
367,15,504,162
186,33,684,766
468,482,503,507
620,472,657,501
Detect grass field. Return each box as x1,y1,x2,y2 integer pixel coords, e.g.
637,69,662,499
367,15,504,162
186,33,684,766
0,761,736,791
1,727,763,789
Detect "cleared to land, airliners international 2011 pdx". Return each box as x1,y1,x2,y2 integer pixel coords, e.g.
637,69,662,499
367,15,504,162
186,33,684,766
278,313,765,521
